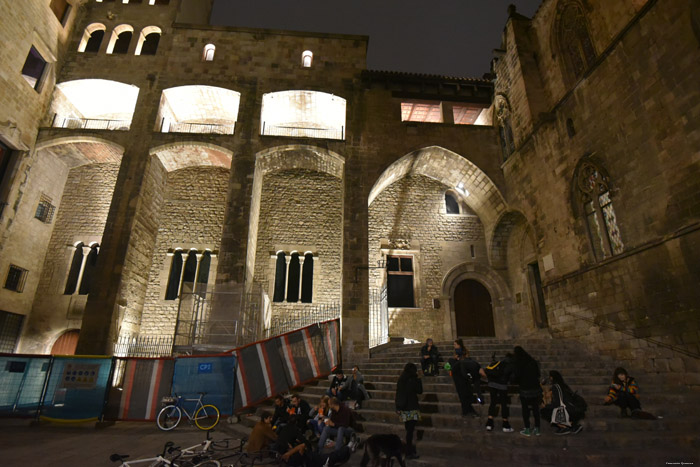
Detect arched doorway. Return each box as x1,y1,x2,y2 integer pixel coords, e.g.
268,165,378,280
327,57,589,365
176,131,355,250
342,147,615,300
454,279,495,336
51,329,80,355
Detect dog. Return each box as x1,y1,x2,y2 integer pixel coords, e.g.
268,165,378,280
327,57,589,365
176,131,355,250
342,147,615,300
359,433,406,467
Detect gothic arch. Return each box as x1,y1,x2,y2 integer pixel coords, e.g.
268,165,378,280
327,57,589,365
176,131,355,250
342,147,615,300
368,145,506,239
489,209,537,270
552,0,597,85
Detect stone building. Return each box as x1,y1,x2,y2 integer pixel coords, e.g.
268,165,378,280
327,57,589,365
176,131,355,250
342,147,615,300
0,0,698,381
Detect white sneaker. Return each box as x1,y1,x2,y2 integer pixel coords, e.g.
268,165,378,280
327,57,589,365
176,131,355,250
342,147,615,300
348,433,359,452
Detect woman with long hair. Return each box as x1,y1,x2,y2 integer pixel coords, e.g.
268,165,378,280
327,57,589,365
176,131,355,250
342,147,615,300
548,370,584,435
513,346,542,437
395,362,423,459
308,395,331,438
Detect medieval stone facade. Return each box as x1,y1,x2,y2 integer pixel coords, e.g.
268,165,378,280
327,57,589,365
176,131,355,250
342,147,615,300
0,0,697,382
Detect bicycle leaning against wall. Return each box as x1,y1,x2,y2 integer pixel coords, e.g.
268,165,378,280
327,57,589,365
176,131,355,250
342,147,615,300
156,392,220,431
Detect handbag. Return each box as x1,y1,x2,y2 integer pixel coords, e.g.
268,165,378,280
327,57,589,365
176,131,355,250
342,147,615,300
551,385,571,427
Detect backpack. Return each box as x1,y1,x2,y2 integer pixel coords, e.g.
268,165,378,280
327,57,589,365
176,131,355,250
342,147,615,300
484,353,504,381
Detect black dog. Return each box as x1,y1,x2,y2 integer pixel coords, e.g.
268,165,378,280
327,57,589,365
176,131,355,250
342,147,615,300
359,434,406,467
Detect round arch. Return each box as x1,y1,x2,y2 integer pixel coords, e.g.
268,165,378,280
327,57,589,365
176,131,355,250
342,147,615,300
149,141,233,172
35,137,124,169
255,144,345,179
51,329,80,355
441,262,513,339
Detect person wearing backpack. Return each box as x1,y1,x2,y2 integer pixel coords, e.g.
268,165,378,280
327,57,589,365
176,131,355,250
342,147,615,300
480,352,515,432
546,370,585,435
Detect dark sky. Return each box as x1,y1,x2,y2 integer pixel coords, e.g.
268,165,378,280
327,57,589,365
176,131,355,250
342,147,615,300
210,0,542,78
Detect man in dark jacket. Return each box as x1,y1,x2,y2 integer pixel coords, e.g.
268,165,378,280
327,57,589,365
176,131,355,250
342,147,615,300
290,394,312,432
271,394,291,428
327,370,348,401
481,352,515,432
420,338,440,376
449,350,479,417
317,397,354,452
459,348,483,405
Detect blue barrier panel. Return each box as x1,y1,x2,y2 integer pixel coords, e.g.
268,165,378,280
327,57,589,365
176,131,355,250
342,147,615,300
172,354,236,415
0,354,52,416
39,356,113,422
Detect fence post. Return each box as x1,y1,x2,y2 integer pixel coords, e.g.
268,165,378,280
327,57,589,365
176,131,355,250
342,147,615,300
35,356,55,420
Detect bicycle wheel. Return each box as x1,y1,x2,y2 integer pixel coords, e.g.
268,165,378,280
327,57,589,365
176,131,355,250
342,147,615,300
156,405,182,431
194,404,220,430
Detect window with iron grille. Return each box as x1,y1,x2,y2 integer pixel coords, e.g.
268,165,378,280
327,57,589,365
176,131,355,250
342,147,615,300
0,310,25,353
34,194,55,224
387,255,415,308
4,265,28,293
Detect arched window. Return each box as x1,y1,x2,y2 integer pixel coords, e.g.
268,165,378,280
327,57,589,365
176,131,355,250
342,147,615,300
165,249,183,300
301,253,314,303
107,24,134,54
196,250,211,294
273,252,287,302
286,253,301,302
78,23,106,53
78,243,99,295
445,192,460,214
134,26,161,55
203,44,215,61
181,250,198,293
302,50,313,67
495,95,515,160
575,158,624,261
64,242,84,294
556,1,596,83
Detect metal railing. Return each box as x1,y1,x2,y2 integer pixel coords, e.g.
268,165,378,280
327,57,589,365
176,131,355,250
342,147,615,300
163,121,236,135
265,302,341,338
261,123,344,140
369,286,389,348
52,115,131,131
113,335,173,358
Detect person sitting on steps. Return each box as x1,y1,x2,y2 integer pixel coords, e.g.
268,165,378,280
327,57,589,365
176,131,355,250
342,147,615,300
604,367,658,419
544,370,585,435
327,369,349,401
347,365,371,409
420,338,440,376
318,397,355,452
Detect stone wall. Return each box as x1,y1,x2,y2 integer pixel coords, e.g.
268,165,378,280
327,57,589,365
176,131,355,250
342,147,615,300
19,162,119,353
368,175,488,341
253,169,344,321
140,165,229,337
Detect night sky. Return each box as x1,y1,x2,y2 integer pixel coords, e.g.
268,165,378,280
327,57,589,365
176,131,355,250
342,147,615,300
210,0,542,78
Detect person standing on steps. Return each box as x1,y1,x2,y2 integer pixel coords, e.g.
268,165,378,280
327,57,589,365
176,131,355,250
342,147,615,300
604,367,658,419
395,362,423,460
420,338,440,376
481,352,515,433
513,346,542,437
447,338,478,417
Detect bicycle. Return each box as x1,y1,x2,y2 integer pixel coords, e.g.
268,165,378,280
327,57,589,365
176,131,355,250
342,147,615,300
156,392,220,431
110,441,222,467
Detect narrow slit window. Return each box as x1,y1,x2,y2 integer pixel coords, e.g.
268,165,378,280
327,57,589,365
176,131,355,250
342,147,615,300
273,252,287,302
445,193,459,214
64,243,84,295
302,50,313,67
301,253,314,303
203,44,215,61
196,251,211,295
286,253,300,302
165,250,183,300
181,250,197,294
78,244,99,295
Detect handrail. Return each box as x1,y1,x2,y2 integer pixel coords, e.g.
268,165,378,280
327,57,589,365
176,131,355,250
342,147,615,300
261,122,344,140
565,310,700,360
52,115,131,131
164,121,235,135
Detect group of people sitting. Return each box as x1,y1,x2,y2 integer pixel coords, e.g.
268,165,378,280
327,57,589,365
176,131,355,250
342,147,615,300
422,338,658,437
245,366,373,467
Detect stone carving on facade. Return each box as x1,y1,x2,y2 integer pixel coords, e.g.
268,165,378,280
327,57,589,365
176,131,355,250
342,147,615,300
388,238,411,250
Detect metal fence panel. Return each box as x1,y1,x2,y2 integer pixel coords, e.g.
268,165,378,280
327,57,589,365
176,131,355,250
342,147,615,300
172,354,236,415
0,355,51,416
39,356,113,422
105,357,174,421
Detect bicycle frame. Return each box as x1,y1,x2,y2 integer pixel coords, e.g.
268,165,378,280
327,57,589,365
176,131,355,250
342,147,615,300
172,394,206,422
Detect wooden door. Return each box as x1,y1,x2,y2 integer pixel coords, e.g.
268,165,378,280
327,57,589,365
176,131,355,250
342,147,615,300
51,329,79,355
454,279,495,337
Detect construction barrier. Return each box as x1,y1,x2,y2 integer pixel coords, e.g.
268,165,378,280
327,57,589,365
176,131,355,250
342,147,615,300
0,354,52,416
172,353,237,415
233,319,339,411
38,355,114,422
108,357,175,421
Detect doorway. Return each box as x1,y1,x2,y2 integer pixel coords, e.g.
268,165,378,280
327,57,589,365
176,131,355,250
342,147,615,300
51,329,80,355
454,279,495,336
527,262,548,328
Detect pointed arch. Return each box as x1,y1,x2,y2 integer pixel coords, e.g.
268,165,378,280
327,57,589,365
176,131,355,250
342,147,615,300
554,0,597,84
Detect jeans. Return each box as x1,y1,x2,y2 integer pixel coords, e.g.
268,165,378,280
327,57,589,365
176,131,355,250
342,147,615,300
488,387,509,419
318,425,354,452
520,395,541,429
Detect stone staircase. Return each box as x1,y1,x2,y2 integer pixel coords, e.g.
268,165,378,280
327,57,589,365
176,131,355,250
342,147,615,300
276,338,700,466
